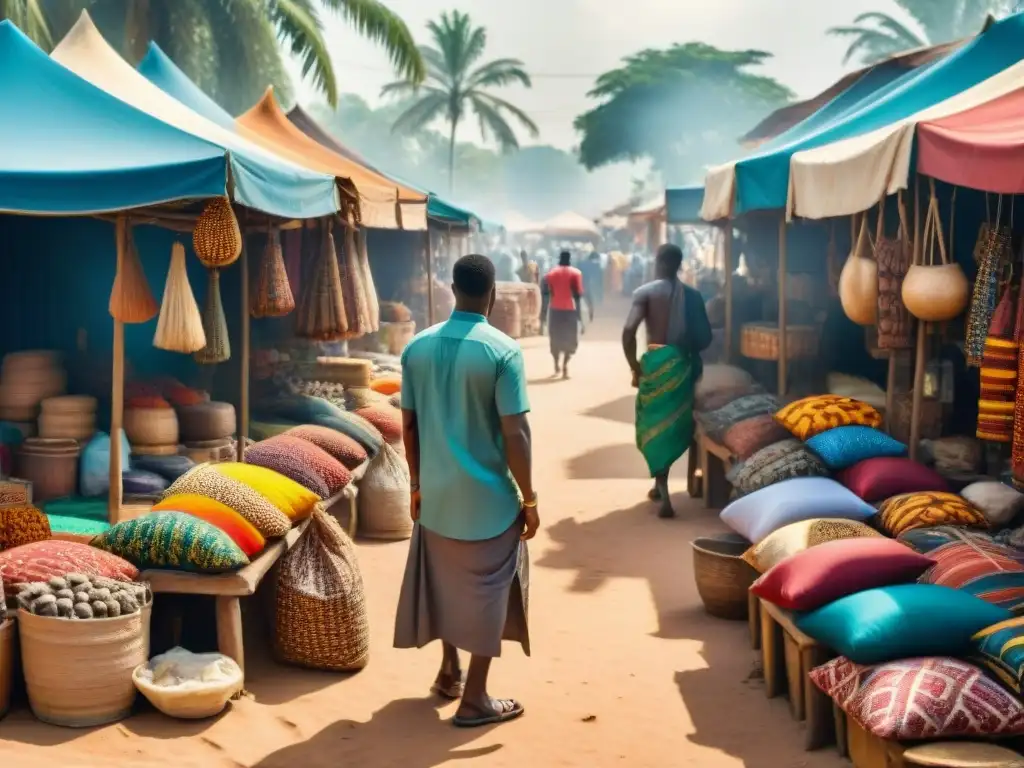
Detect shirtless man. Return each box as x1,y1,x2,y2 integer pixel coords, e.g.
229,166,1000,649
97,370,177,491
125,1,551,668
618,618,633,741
622,244,712,518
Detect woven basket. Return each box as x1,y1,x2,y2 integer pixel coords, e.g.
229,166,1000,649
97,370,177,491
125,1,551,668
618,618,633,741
194,270,231,364
692,533,757,620
124,407,179,447
740,323,820,361
182,438,235,465
16,438,80,502
40,396,97,415
0,618,12,719
18,603,151,727
132,657,242,719
490,296,522,338
38,411,96,441
0,478,31,506
177,402,235,443
251,229,295,319
193,197,241,269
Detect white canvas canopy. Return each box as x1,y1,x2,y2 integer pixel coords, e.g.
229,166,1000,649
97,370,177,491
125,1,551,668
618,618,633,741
541,211,601,240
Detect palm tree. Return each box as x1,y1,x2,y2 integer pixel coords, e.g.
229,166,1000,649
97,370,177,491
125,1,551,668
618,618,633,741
10,0,423,114
382,10,539,194
828,0,1008,65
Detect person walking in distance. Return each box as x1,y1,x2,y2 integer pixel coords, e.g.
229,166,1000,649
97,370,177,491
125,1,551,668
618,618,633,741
540,250,584,378
394,253,538,727
622,243,712,518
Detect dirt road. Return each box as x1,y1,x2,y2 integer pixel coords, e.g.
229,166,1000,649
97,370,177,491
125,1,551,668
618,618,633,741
0,298,846,767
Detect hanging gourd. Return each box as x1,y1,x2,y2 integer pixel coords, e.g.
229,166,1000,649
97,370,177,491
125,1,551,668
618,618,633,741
193,197,242,269
194,269,230,364
838,210,878,326
154,242,206,353
295,219,348,341
902,180,970,324
109,217,158,324
251,227,295,318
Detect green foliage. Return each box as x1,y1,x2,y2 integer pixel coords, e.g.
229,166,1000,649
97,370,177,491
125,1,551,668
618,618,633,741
574,43,793,183
0,0,51,48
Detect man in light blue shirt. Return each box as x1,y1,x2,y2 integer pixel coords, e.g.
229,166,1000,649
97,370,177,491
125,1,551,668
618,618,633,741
394,254,538,729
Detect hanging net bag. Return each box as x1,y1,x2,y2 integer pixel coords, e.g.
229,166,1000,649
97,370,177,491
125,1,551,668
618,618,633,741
296,220,348,341
154,242,206,353
109,217,158,324
194,270,230,364
252,227,295,318
193,197,242,269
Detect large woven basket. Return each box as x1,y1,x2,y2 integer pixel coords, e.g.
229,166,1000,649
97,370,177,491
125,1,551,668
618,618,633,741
0,618,12,719
124,406,179,447
18,603,151,727
490,296,522,338
692,533,757,621
741,323,820,361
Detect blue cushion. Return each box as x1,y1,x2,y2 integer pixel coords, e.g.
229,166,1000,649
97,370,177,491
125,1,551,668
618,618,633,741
795,584,1012,665
805,425,907,471
719,476,876,544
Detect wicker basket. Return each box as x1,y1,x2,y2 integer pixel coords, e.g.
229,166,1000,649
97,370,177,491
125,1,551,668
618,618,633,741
314,357,373,388
18,603,151,727
0,478,31,506
38,411,96,441
740,323,820,361
692,533,758,620
16,438,80,502
124,407,179,447
176,402,235,443
132,657,242,719
40,395,97,415
0,618,12,719
490,296,522,339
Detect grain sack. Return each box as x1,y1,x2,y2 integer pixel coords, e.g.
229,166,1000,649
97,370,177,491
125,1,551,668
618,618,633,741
275,509,369,671
358,443,411,540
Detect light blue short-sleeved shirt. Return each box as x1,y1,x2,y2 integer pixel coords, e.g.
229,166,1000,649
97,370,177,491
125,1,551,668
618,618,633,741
401,310,531,541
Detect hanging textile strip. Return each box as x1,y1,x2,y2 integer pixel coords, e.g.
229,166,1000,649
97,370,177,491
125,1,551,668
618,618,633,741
967,194,1011,367
977,286,1017,443
876,192,913,349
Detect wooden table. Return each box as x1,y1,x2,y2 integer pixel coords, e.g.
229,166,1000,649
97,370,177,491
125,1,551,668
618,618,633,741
688,425,734,510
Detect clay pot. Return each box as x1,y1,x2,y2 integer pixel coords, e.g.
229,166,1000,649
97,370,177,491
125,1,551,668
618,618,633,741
176,402,236,443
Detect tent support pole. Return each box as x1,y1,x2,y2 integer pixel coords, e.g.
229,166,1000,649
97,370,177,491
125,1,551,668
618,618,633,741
723,224,734,363
909,321,927,461
426,230,436,326
885,352,898,433
239,239,250,461
777,218,788,396
108,217,126,525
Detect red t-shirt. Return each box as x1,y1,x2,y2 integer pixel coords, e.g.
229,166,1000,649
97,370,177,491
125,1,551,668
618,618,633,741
545,266,584,311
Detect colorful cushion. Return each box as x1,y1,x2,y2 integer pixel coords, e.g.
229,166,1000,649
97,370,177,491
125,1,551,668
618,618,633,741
726,439,829,496
774,395,883,442
805,426,907,471
243,436,351,498
697,382,764,414
354,405,402,443
312,412,382,458
919,540,1024,612
720,476,876,544
811,656,1024,740
722,415,790,461
742,518,882,573
0,540,138,596
961,481,1024,529
369,376,401,396
878,491,988,537
795,584,1011,664
751,538,934,611
0,505,51,551
285,425,368,469
213,462,321,522
698,394,778,443
972,617,1024,694
901,525,1002,555
163,465,291,538
92,512,248,573
836,457,949,503
695,365,755,410
153,494,265,557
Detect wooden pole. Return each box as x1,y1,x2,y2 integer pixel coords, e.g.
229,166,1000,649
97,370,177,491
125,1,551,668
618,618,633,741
425,230,436,326
777,217,788,396
108,217,126,524
238,238,250,461
723,224,734,363
908,177,925,461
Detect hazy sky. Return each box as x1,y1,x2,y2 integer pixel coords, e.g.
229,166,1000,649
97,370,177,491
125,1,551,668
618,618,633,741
296,0,905,150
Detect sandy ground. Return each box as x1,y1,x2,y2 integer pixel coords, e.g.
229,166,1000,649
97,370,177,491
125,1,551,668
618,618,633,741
0,298,848,768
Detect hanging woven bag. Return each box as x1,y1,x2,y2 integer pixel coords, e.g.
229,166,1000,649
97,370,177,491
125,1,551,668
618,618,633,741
838,211,878,326
875,192,913,349
193,197,242,269
295,220,348,341
340,214,372,337
354,220,380,332
194,270,230,364
109,218,158,324
154,242,206,353
252,228,295,319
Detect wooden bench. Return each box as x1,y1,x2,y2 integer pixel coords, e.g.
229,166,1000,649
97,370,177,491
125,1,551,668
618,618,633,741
687,425,734,510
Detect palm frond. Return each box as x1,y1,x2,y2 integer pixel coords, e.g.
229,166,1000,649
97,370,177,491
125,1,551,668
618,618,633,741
1,0,53,49
852,11,926,47
470,94,521,151
390,90,448,135
472,91,540,138
320,0,424,83
466,58,531,89
269,0,337,106
380,79,420,99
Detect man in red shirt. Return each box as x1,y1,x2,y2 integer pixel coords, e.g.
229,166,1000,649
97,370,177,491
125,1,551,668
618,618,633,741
541,250,584,378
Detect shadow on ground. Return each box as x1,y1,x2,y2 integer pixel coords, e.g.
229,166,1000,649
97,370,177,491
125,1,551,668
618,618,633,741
581,395,635,426
565,443,651,480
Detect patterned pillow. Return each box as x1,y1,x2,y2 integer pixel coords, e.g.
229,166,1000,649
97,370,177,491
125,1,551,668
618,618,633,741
805,426,907,471
697,382,764,415
742,518,882,573
244,436,352,498
312,412,382,458
774,395,883,442
811,656,1024,740
212,463,321,523
900,525,1002,556
285,425,368,470
153,494,265,557
698,394,778,443
695,365,755,410
92,512,249,573
878,491,988,537
0,540,138,596
354,405,402,443
163,465,291,538
972,617,1024,694
920,540,1024,612
0,505,51,551
727,439,829,496
722,415,790,461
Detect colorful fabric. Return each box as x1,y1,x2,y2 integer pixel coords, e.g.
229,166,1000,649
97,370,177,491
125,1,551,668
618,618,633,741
153,494,265,557
972,616,1024,694
285,425,368,469
369,376,401,396
722,414,790,461
920,539,1024,612
697,393,777,444
795,584,1011,665
92,512,249,573
774,395,882,442
0,540,138,596
354,405,402,443
900,526,1005,556
805,425,907,471
635,345,694,477
742,518,882,573
244,435,351,498
979,327,1018,442
727,439,828,496
0,505,51,551
213,462,321,522
312,412,382,459
163,465,292,538
811,656,1024,740
836,457,948,503
878,491,988,537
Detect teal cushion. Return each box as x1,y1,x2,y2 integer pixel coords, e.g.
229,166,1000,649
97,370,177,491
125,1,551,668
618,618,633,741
795,584,1012,665
91,512,249,573
971,616,1024,694
805,426,906,471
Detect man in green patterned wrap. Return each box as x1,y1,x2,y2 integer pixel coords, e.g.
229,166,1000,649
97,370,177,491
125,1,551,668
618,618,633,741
622,243,712,518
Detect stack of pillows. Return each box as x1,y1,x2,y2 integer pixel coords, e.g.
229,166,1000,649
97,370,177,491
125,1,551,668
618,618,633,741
715,391,1024,744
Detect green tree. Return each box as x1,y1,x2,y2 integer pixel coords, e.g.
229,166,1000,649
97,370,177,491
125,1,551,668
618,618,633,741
0,0,51,47
24,0,423,114
382,9,539,194
827,0,1008,65
574,43,793,184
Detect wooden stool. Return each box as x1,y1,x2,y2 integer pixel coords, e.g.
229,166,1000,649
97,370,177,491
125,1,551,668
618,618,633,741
696,426,732,509
846,714,907,768
903,743,1024,768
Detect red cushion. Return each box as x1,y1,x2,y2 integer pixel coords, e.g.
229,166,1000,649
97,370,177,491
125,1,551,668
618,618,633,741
354,405,402,442
751,537,934,611
836,457,949,502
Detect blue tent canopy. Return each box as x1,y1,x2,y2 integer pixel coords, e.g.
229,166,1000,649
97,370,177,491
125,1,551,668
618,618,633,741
732,13,1024,215
666,186,706,223
0,21,227,214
